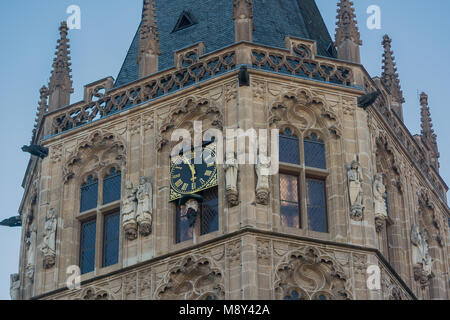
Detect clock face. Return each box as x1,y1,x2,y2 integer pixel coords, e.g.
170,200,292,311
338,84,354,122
169,143,218,202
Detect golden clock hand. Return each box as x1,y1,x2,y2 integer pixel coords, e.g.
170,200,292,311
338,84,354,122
182,155,197,182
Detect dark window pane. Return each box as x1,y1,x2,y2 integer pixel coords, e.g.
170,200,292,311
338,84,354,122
176,206,194,244
306,178,328,233
103,212,120,267
201,188,219,235
279,129,300,165
80,220,96,274
80,176,98,212
304,134,326,169
103,168,122,205
280,174,300,228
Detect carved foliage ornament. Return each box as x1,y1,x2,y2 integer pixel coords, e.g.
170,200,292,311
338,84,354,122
155,255,225,300
63,130,126,183
274,247,353,300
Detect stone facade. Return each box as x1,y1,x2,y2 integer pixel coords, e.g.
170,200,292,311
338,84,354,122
12,0,449,301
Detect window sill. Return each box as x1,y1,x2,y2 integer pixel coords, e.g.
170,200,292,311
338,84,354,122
278,226,331,242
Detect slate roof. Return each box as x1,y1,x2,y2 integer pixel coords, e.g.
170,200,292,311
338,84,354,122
115,0,336,88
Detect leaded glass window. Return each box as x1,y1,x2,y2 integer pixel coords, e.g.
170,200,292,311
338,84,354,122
80,176,98,213
201,188,219,235
80,220,96,274
280,174,300,228
279,129,300,165
306,178,328,233
103,168,122,205
304,134,326,169
103,212,120,267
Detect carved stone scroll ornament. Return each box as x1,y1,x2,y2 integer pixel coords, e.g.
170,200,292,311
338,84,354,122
411,224,433,287
122,182,138,240
373,174,388,232
136,177,153,237
224,152,239,207
255,157,270,205
10,274,20,300
274,247,353,300
347,160,364,221
39,208,57,269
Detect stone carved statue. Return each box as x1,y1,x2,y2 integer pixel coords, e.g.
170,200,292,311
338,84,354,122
122,182,138,240
10,274,20,300
40,208,57,269
25,225,37,280
224,152,239,207
373,174,388,232
411,224,433,286
136,176,153,237
347,160,364,221
255,158,270,205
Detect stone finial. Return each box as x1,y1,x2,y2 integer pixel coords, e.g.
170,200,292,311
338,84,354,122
48,22,73,111
420,92,440,169
381,35,405,106
334,0,361,63
233,0,253,42
31,85,49,144
138,0,161,78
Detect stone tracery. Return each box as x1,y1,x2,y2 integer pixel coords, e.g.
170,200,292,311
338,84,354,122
274,247,353,300
155,255,225,300
63,130,126,183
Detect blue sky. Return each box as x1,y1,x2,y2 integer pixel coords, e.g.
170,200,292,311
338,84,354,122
0,0,448,300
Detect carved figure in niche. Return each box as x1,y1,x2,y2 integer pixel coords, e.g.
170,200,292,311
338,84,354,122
255,157,270,205
373,174,388,232
224,152,239,207
10,274,20,300
122,181,138,240
411,224,433,286
347,160,364,221
40,208,57,269
25,224,37,280
136,177,153,237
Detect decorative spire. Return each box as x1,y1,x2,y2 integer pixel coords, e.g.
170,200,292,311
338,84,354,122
420,92,439,162
31,86,49,144
334,0,361,63
381,35,405,105
138,0,161,78
48,22,73,111
233,0,253,42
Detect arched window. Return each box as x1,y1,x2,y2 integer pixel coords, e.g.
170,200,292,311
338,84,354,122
80,176,98,213
279,128,300,165
79,169,122,274
279,130,328,233
304,133,326,169
103,168,122,205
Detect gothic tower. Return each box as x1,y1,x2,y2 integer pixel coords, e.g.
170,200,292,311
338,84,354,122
11,0,449,301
